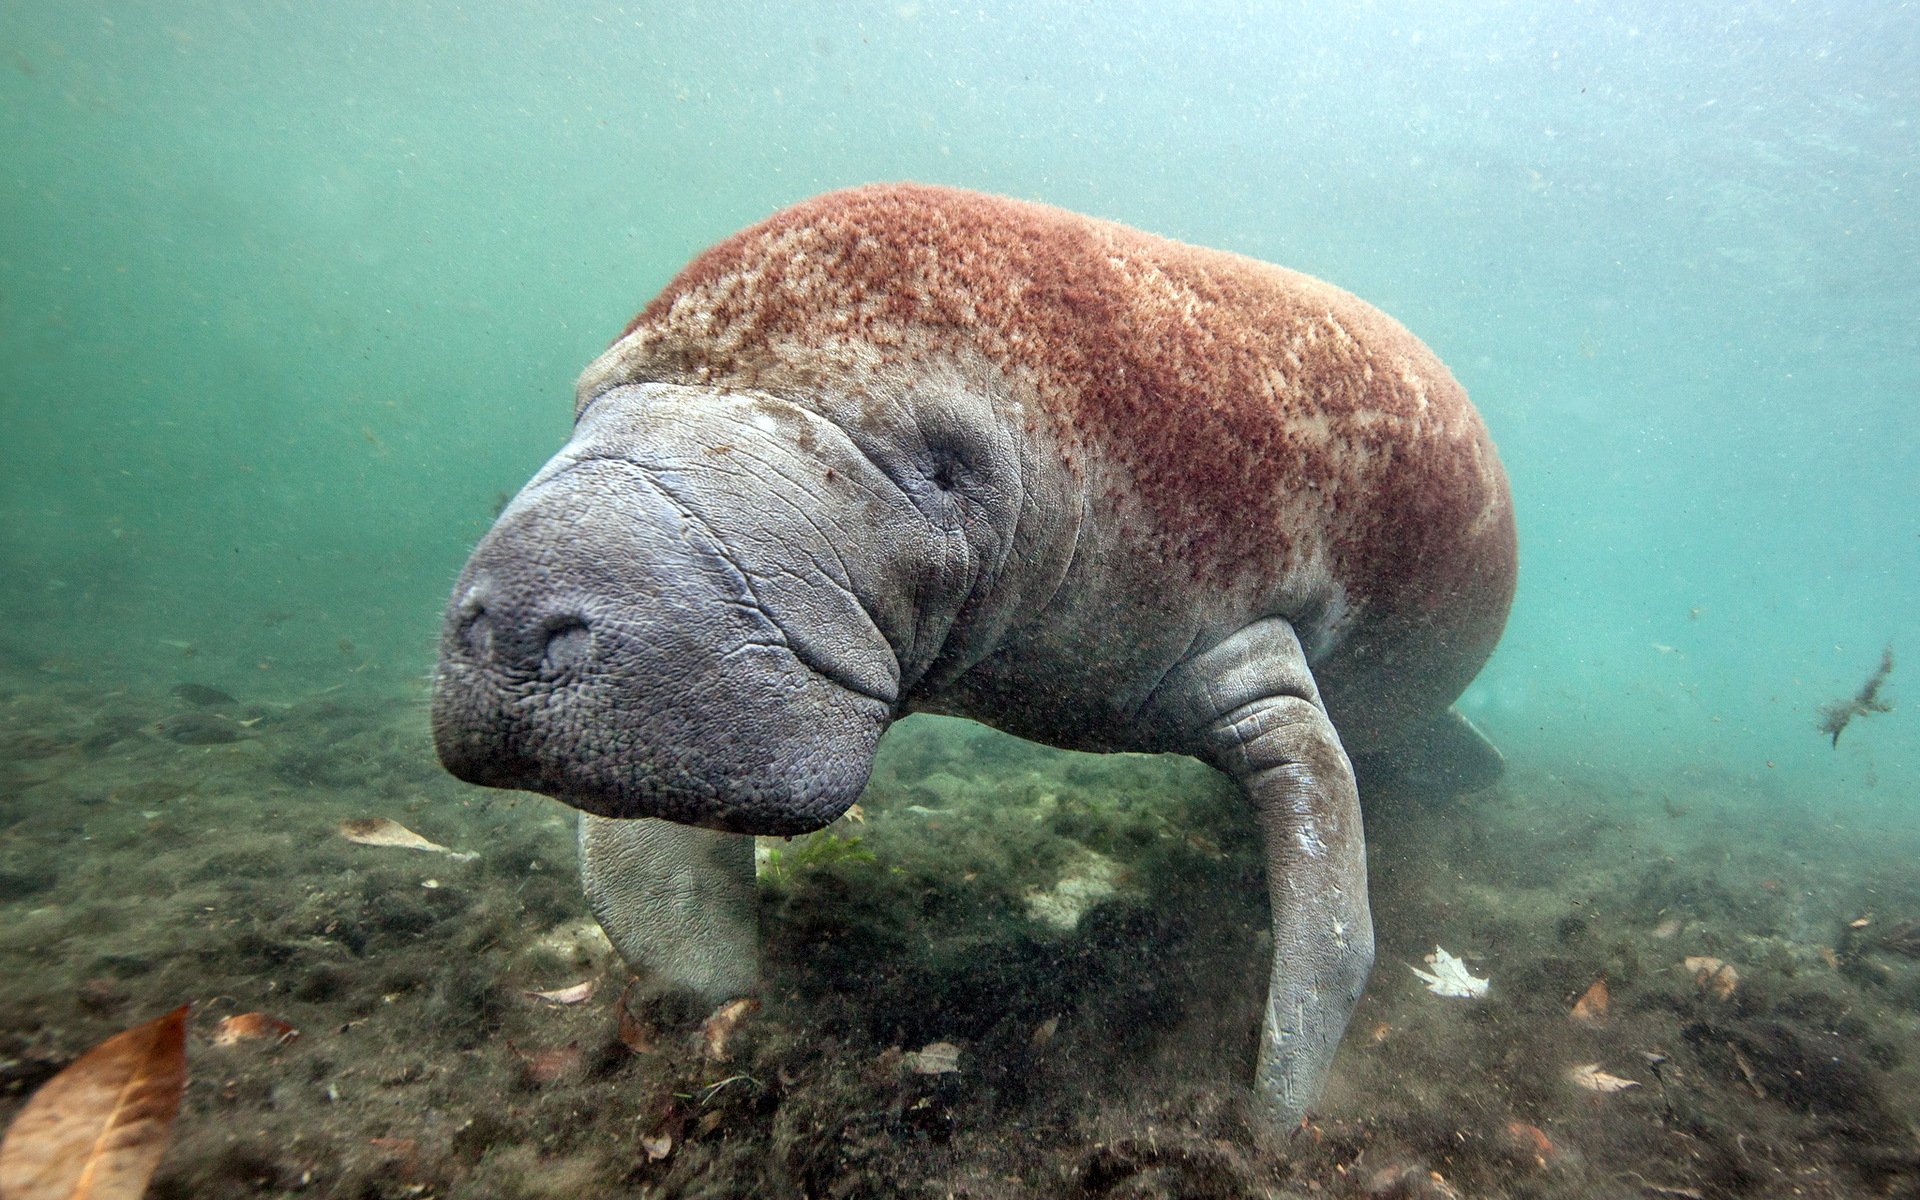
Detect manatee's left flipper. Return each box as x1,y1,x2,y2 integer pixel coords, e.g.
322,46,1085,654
1149,618,1374,1127
578,814,759,1005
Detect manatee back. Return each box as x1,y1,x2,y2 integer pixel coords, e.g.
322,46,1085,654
588,184,1515,749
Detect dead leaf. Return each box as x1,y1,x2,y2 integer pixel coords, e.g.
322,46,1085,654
0,1004,190,1200
211,1012,298,1046
1029,1016,1059,1050
1501,1119,1557,1165
526,980,596,1005
339,817,476,860
904,1041,962,1075
1683,956,1739,999
1567,1062,1640,1093
1570,978,1610,1026
701,997,761,1062
639,1132,673,1161
508,1040,584,1086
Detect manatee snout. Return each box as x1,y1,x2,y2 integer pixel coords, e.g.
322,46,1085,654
431,454,890,835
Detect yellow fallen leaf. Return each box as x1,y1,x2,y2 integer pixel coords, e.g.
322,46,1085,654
339,817,476,860
1567,1062,1640,1093
0,1004,190,1200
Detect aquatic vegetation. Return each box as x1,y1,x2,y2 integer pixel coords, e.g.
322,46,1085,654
756,830,876,886
903,1041,962,1074
1879,919,1920,959
148,711,251,745
1816,643,1894,746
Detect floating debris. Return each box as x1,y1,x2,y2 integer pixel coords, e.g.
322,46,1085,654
1410,946,1489,998
525,980,596,1005
211,1012,299,1046
1816,643,1893,746
338,817,477,861
701,997,761,1062
0,1005,189,1199
1682,956,1739,999
904,1041,962,1075
1570,977,1610,1025
1568,1062,1640,1093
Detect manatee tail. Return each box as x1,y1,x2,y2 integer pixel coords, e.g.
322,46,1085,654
1356,707,1504,797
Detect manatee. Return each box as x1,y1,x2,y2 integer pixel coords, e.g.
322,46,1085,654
432,183,1516,1124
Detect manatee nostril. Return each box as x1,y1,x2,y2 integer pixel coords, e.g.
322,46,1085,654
457,605,493,661
541,619,593,676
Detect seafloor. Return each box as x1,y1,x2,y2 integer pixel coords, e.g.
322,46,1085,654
2,660,1917,1199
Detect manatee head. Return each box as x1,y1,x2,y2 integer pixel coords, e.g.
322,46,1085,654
431,383,908,836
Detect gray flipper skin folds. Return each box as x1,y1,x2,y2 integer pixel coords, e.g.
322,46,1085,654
432,185,1517,1126
1146,619,1372,1120
579,814,757,1005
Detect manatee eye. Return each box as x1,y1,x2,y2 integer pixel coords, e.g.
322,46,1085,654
925,445,970,494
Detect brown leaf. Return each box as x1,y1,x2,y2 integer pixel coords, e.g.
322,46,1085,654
508,1041,585,1086
1682,956,1739,998
211,1012,298,1046
1501,1119,1558,1165
1569,978,1610,1025
700,997,761,1062
0,1004,190,1200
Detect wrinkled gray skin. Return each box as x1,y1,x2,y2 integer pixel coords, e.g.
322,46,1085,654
433,372,1499,1126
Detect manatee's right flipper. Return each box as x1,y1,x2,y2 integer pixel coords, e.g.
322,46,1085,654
578,814,758,1005
1354,707,1504,797
1148,618,1374,1128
